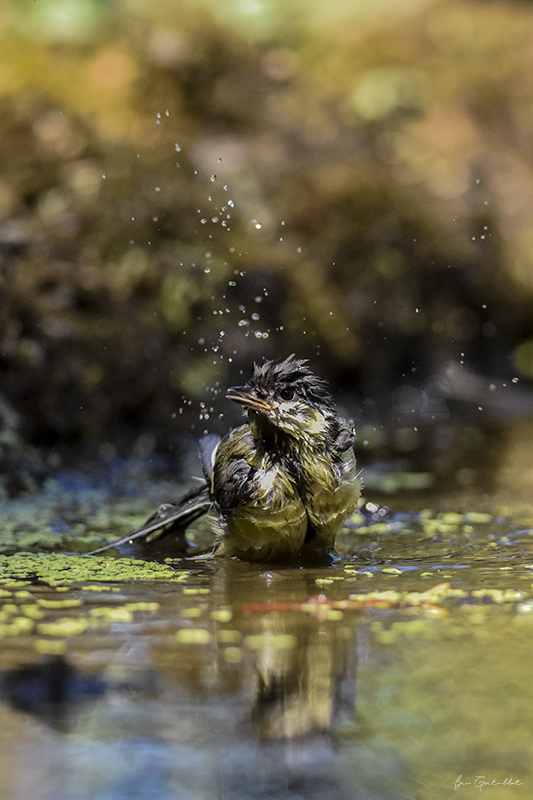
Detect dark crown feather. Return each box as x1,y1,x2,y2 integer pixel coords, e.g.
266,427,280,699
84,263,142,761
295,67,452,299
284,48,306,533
248,354,335,410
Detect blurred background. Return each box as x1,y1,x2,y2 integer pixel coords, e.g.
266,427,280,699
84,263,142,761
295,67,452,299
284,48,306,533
1,0,533,499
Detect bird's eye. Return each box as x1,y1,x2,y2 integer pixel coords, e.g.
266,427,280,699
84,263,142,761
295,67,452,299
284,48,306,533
279,387,294,401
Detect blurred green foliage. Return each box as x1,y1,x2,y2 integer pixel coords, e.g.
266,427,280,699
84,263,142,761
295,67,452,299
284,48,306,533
1,0,533,479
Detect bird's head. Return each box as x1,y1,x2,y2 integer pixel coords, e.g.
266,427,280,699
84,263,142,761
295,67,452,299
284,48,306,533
226,355,337,443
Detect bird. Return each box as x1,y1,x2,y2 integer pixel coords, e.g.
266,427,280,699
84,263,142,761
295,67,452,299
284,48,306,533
88,355,361,563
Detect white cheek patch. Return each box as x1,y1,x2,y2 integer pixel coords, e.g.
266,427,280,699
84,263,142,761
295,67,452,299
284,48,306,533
276,402,328,437
290,408,327,435
305,412,328,435
256,468,277,495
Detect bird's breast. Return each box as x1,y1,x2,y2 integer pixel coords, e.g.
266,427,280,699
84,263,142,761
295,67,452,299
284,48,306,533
297,447,361,548
213,425,360,561
218,467,308,561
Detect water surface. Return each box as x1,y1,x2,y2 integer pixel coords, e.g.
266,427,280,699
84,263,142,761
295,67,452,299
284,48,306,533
0,487,532,800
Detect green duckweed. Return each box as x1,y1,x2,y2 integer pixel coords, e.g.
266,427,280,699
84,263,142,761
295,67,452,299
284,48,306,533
175,628,211,644
0,552,191,586
224,646,243,663
123,601,160,611
89,607,134,622
216,630,242,643
37,598,83,609
34,639,68,655
211,608,232,622
36,618,90,636
181,607,204,618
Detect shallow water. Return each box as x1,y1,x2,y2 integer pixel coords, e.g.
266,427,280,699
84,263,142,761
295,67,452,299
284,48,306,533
0,482,532,800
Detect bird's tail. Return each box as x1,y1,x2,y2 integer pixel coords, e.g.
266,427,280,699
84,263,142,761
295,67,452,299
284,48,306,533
85,482,213,556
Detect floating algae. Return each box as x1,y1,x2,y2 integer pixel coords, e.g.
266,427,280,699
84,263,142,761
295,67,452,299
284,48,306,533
175,628,211,644
0,551,192,643
0,552,191,586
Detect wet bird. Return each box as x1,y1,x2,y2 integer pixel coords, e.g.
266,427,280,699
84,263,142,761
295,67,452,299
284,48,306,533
89,355,361,563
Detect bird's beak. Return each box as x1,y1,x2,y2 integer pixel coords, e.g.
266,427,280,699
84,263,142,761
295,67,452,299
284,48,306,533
226,386,272,414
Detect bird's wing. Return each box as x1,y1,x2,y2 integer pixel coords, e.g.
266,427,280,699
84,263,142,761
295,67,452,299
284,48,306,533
199,434,221,480
334,417,355,453
85,482,212,555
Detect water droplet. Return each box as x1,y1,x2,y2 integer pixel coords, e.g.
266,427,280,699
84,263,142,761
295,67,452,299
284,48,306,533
238,320,249,327
157,504,174,519
155,186,160,192
251,312,260,321
228,200,235,208
210,174,217,182
175,143,181,152
211,216,219,223
101,173,106,179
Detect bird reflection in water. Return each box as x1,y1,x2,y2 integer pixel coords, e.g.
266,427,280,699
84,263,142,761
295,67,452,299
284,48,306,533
0,573,407,799
203,561,363,799
248,608,356,741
